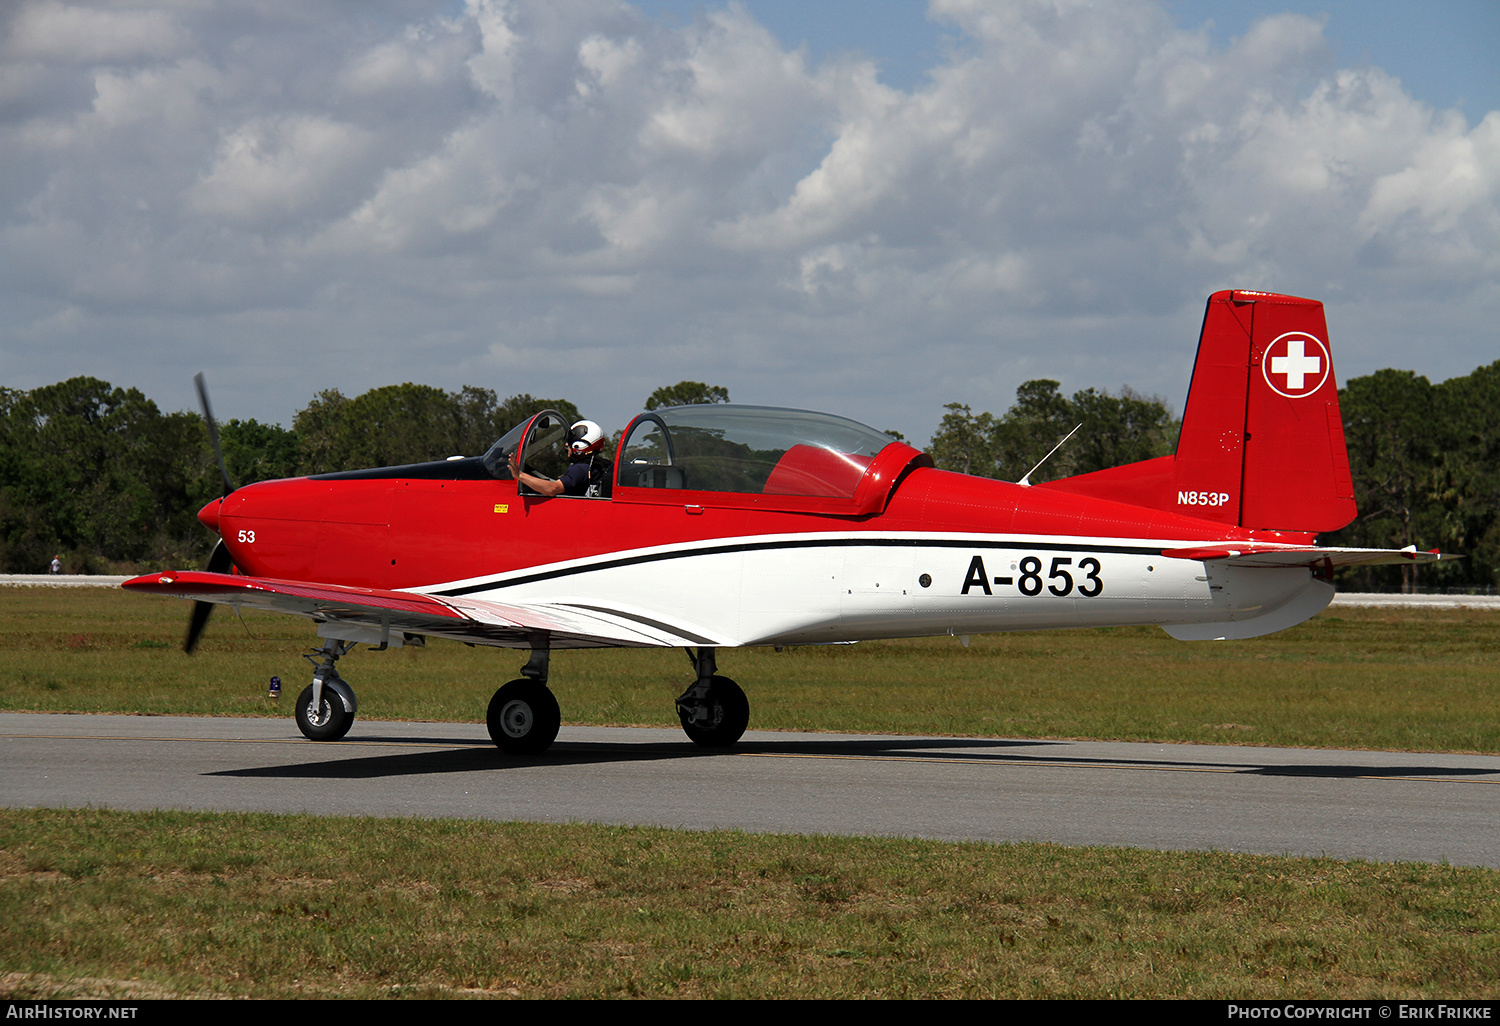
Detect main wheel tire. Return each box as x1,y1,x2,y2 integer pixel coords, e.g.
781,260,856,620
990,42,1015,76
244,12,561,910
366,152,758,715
295,681,354,741
487,679,561,755
678,675,749,748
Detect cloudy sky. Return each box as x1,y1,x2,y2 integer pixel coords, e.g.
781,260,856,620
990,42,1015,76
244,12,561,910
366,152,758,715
3,0,1497,444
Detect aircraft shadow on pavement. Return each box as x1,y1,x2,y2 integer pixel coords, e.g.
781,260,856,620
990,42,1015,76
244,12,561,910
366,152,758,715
206,733,1500,782
208,735,1055,780
1245,765,1498,778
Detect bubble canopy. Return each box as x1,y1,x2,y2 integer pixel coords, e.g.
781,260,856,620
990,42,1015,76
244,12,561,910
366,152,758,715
616,404,903,501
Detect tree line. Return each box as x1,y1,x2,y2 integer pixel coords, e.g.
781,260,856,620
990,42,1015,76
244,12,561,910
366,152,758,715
1,369,1494,590
0,378,727,574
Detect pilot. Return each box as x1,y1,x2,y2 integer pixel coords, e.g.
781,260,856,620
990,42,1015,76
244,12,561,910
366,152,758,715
512,420,612,497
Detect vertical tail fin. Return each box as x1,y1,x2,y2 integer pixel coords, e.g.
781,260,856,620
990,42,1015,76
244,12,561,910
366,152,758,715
1040,290,1357,533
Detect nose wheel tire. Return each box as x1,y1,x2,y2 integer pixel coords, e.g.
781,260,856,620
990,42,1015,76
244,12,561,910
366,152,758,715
678,675,749,748
487,679,561,755
295,682,355,741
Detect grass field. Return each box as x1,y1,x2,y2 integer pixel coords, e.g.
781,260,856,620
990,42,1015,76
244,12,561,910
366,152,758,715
4,809,1500,1000
3,586,1498,999
2,586,1496,752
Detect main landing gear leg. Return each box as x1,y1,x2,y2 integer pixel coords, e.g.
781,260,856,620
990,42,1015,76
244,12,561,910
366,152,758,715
295,638,358,741
487,640,561,755
675,647,749,748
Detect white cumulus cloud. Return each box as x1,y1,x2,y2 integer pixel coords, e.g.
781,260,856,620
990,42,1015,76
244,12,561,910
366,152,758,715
1,0,1496,442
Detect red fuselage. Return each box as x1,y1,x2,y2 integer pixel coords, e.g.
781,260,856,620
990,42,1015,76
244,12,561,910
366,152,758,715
205,450,1299,594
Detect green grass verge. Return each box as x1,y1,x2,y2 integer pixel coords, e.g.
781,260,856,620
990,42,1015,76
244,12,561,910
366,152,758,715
3,808,1499,1000
4,592,1499,999
3,587,1496,751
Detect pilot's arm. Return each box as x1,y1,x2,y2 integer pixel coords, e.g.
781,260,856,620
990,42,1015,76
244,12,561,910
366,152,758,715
509,456,566,497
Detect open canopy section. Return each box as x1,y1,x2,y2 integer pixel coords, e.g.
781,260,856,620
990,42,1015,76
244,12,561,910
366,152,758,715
617,405,906,500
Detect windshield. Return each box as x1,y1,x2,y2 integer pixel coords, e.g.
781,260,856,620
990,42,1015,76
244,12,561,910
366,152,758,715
617,405,897,498
479,419,529,479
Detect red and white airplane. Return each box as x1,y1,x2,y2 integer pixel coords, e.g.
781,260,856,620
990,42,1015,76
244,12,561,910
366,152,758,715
124,290,1438,754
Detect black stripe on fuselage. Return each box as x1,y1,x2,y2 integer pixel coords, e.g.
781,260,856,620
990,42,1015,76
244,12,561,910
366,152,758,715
555,603,719,646
434,536,1164,597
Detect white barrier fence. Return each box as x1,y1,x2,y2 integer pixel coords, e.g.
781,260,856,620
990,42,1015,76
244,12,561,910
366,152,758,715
1,574,132,587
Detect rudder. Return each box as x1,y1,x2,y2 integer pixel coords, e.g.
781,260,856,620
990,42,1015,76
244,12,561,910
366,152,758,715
1235,291,1355,532
1040,290,1356,533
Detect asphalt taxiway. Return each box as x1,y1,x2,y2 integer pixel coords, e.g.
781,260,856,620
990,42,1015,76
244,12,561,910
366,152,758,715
4,712,1499,868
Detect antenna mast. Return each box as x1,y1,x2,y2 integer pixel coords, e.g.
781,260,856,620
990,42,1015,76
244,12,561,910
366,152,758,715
1018,423,1082,487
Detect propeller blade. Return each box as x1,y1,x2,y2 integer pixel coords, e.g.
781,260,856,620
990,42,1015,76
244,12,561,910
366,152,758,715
184,600,213,655
187,374,237,654
195,372,236,496
206,537,233,573
183,539,234,654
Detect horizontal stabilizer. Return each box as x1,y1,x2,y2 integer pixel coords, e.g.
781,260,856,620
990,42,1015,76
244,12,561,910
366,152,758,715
1160,544,1445,569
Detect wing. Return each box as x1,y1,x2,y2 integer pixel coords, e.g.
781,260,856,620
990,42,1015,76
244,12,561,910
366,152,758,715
1160,544,1446,569
121,571,717,649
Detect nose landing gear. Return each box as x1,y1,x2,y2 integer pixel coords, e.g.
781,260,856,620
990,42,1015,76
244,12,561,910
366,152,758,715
295,638,358,741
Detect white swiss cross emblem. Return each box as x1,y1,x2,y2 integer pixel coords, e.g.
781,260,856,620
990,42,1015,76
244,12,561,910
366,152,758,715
1261,331,1331,398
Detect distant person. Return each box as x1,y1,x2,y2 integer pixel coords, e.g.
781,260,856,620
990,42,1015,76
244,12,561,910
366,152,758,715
49,555,61,575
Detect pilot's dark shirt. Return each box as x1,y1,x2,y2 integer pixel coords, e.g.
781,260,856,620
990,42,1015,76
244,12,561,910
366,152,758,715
559,457,613,497
558,460,592,496
562,457,611,497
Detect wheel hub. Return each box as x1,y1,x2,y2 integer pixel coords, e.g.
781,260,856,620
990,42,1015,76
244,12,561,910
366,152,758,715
305,699,330,727
500,699,533,738
690,697,722,728
677,681,718,726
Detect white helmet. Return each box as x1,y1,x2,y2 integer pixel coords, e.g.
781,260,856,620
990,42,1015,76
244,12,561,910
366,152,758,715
568,420,604,457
